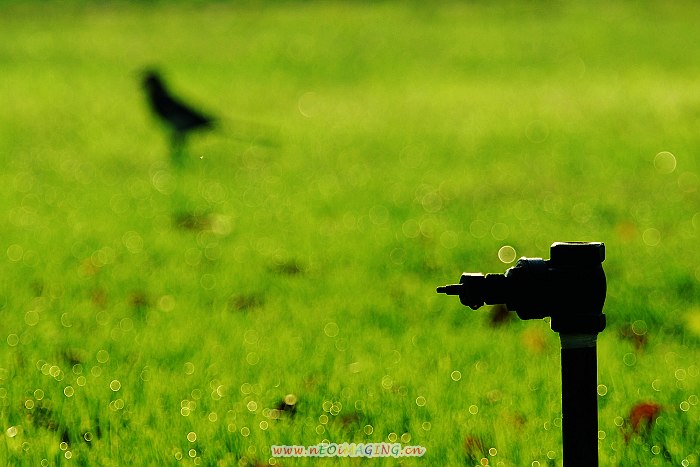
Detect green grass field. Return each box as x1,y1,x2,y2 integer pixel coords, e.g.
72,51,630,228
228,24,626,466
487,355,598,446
1,1,699,465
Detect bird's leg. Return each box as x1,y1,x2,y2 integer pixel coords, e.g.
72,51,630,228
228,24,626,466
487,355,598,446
170,132,186,167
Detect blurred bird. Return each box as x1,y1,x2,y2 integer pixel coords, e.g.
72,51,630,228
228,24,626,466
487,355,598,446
141,69,215,164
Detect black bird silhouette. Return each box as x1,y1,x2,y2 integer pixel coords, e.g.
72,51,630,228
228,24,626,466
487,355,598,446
142,69,215,164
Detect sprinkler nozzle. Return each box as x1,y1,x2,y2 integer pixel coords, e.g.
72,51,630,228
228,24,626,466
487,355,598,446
436,242,606,334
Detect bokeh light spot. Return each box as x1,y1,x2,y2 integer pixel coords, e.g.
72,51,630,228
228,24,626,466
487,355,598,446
381,375,393,390
390,248,405,264
298,91,318,118
7,244,23,262
158,295,176,312
244,330,258,345
632,320,647,335
122,231,144,254
200,274,216,290
572,203,592,224
25,310,39,326
402,219,420,238
246,352,259,365
654,151,676,173
96,350,109,364
399,143,427,169
152,170,176,195
324,322,339,337
642,228,661,246
498,246,517,263
7,334,19,346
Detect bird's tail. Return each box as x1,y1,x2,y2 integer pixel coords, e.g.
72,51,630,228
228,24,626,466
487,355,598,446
216,116,281,148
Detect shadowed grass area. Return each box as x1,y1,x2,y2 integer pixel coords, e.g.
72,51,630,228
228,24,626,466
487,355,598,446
0,1,699,465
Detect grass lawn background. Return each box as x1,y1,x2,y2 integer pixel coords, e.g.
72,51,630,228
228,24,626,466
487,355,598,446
0,1,699,465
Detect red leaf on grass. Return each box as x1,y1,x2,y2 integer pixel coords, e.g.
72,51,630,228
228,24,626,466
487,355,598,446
625,401,662,442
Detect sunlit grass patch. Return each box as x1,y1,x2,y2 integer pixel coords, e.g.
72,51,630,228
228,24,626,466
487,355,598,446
0,0,699,465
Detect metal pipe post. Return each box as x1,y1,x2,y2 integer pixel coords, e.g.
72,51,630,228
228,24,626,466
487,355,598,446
560,333,599,467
